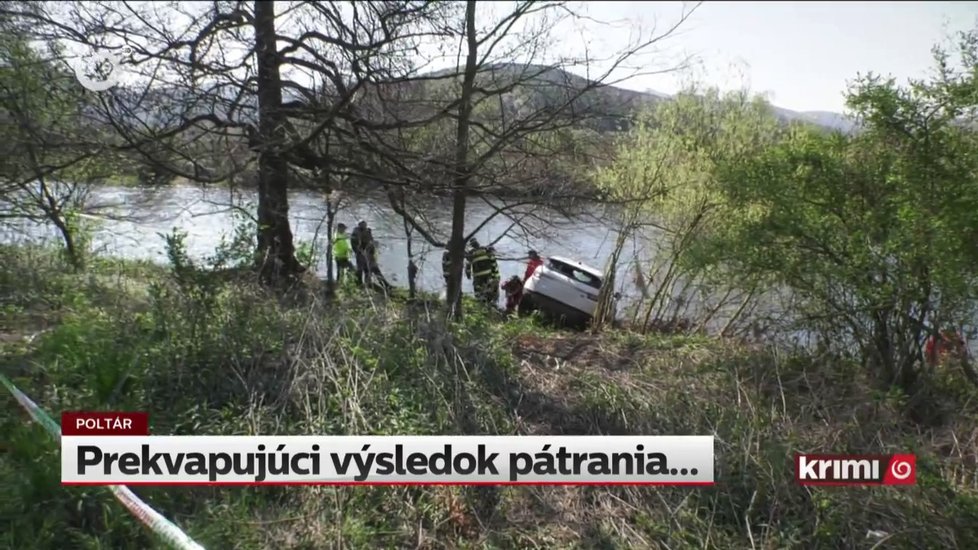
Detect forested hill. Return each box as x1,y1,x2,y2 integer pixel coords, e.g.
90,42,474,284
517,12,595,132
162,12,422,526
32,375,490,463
379,63,857,134
109,63,855,135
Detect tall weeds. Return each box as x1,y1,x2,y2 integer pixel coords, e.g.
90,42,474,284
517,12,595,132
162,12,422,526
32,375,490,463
2,243,977,549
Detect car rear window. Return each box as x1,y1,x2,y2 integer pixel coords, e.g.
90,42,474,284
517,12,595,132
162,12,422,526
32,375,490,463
548,259,602,290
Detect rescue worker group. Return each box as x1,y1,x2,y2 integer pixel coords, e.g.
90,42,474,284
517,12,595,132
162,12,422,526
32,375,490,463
332,219,544,312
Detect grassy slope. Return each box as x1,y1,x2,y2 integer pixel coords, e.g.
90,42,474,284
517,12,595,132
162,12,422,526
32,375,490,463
1,244,977,549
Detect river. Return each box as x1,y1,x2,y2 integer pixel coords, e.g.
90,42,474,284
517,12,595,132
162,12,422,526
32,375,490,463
9,184,976,354
1,184,655,304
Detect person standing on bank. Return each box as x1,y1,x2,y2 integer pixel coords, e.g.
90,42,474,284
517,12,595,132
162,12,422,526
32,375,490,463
524,249,544,283
925,327,968,367
364,238,393,292
350,219,373,286
333,223,354,284
465,239,500,308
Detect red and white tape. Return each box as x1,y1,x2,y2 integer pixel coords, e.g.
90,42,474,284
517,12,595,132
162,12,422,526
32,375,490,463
0,372,205,550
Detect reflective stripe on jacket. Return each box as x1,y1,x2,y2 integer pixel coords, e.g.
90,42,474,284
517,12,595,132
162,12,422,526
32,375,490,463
467,247,499,279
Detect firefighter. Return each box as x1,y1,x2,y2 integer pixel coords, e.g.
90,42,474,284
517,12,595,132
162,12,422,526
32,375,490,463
465,239,500,308
364,240,392,292
350,220,373,286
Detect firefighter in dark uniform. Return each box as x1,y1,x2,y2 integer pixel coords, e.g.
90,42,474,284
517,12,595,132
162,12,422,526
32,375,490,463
465,239,500,308
350,220,372,286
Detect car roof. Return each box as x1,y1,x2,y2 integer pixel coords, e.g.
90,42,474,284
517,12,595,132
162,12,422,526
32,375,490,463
547,255,604,278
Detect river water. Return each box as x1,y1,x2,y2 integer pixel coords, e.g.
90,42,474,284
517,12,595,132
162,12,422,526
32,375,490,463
1,184,655,303
10,184,977,354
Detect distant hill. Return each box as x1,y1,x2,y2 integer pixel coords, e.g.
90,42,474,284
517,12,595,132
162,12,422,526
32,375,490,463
768,106,857,133
356,63,668,133
104,63,856,135
400,63,856,134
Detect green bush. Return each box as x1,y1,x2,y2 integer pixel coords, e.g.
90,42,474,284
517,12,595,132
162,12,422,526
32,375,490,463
0,243,524,548
693,31,978,392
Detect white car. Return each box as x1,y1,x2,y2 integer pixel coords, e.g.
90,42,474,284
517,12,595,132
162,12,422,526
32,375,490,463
520,255,617,326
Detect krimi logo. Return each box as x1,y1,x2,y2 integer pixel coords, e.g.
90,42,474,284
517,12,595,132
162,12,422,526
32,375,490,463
795,454,916,486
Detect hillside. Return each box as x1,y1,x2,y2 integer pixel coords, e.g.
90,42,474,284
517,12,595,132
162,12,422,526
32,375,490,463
2,245,976,548
769,106,856,133
91,63,855,189
108,63,854,135
396,63,857,133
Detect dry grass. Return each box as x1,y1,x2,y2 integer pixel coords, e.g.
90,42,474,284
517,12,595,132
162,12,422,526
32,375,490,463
3,244,978,549
481,330,978,549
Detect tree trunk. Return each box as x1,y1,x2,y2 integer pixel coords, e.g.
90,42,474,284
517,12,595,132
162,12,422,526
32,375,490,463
592,222,629,331
404,218,418,300
53,215,81,271
325,189,336,297
254,0,301,284
642,250,680,332
41,183,82,271
29,147,84,271
444,0,478,320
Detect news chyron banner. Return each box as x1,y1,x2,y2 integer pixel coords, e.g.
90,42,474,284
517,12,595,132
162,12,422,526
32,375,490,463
61,412,714,486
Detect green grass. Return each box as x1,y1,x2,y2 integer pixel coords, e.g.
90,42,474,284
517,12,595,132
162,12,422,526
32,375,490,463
2,243,978,549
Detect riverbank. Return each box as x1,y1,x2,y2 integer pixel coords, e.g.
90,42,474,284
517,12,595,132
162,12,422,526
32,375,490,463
2,183,634,311
2,244,977,548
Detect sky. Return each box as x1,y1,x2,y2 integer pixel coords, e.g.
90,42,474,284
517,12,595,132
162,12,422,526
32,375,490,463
62,1,978,115
568,1,978,113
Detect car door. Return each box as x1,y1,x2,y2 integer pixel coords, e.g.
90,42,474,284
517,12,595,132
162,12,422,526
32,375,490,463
526,261,573,304
533,260,601,315
563,265,602,316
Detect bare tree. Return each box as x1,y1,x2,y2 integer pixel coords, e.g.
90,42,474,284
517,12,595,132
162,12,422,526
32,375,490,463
345,1,699,318
4,0,694,306
3,0,452,283
253,0,300,281
0,20,116,269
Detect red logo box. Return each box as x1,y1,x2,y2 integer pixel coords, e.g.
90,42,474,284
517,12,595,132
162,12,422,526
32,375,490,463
62,411,150,436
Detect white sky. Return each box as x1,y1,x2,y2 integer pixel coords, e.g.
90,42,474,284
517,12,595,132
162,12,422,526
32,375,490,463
563,1,978,113
67,1,978,114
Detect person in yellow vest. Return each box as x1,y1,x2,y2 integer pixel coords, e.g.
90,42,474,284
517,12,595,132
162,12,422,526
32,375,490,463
465,238,500,308
332,223,354,284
